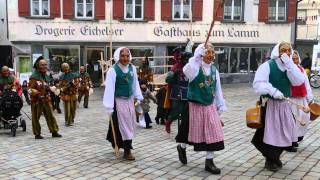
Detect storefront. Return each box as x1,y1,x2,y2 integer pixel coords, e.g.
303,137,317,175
9,21,292,84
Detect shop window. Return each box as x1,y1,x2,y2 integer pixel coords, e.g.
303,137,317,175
230,48,249,73
31,0,50,16
44,46,80,73
215,47,229,73
75,0,94,19
249,48,270,72
19,56,32,73
223,0,243,21
268,0,287,21
297,10,306,25
172,0,191,20
125,0,143,20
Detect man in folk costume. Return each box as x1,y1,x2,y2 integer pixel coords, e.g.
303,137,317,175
78,66,93,108
29,56,62,139
164,47,193,133
252,42,305,171
58,63,79,126
103,47,143,160
180,43,226,174
289,50,313,150
0,66,16,95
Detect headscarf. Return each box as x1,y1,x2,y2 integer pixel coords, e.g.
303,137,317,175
293,50,302,64
113,47,132,63
270,42,293,60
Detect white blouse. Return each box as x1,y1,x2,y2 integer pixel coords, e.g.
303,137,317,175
103,63,143,113
253,59,305,96
183,59,227,113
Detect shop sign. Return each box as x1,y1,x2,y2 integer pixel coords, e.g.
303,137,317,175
9,22,292,43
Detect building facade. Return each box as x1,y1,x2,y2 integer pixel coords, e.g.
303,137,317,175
8,0,297,84
296,0,319,65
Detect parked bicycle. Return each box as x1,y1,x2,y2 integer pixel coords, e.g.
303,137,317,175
309,69,320,88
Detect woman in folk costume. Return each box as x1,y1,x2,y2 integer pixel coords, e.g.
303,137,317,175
290,50,313,149
103,47,143,160
181,43,226,174
252,42,305,171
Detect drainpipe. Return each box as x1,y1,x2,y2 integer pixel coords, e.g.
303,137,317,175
294,0,303,49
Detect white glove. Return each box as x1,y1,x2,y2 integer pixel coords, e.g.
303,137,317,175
272,90,284,100
280,53,295,70
307,96,314,103
54,89,60,96
89,88,93,96
280,53,291,64
49,86,56,92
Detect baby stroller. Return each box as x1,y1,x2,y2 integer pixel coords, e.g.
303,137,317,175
0,89,26,136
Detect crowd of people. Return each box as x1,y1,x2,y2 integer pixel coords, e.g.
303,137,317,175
0,57,93,139
0,40,316,175
102,41,315,175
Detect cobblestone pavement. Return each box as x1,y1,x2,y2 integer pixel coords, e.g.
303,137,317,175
0,83,320,180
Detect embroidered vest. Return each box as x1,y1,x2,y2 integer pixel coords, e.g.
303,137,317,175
187,65,217,105
114,64,134,97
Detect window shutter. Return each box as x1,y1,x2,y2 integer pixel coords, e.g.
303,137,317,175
63,0,74,19
192,0,203,21
95,0,105,20
287,0,296,22
161,0,172,21
144,0,155,21
258,0,268,22
51,0,61,18
113,0,124,20
214,0,223,21
18,0,30,17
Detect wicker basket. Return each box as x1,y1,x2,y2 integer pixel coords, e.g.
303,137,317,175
309,102,320,121
246,102,263,129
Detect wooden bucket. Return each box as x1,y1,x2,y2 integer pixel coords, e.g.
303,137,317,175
246,103,262,129
309,102,320,121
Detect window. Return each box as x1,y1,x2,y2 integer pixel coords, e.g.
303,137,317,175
215,47,229,73
31,0,50,16
44,45,80,73
268,0,287,21
172,0,191,20
125,0,143,20
75,0,94,19
223,0,243,21
297,10,306,25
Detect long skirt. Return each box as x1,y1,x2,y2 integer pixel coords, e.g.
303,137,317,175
263,99,298,147
106,97,136,150
290,97,310,139
252,99,296,162
188,102,224,152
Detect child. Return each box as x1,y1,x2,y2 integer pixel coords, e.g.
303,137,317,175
22,80,31,105
140,79,156,129
155,86,167,125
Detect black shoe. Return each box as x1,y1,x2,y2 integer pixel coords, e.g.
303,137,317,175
205,159,221,174
177,145,187,164
35,135,44,139
52,132,62,138
155,118,160,125
84,106,88,108
292,142,299,147
285,146,298,152
57,109,62,114
146,126,152,129
265,159,279,171
274,159,283,168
